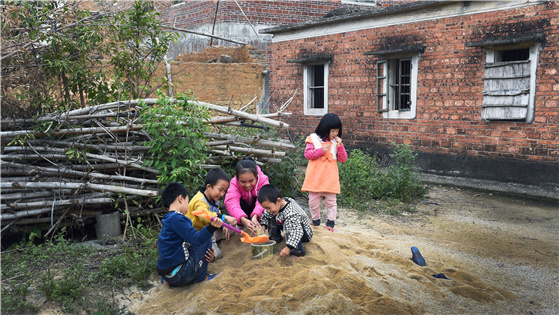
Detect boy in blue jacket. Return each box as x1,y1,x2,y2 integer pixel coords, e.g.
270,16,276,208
157,182,223,287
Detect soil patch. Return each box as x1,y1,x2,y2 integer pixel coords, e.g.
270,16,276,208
125,186,558,314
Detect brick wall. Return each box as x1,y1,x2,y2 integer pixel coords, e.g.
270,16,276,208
270,2,559,164
159,1,342,27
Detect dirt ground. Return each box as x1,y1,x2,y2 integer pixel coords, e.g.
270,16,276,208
123,185,558,314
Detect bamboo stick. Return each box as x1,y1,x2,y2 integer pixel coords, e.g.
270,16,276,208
209,112,292,124
207,140,235,147
1,190,72,201
212,145,286,158
84,152,158,173
2,161,159,184
1,182,159,197
204,132,296,149
191,100,289,129
4,196,114,211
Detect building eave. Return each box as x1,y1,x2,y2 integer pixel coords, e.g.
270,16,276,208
260,1,445,35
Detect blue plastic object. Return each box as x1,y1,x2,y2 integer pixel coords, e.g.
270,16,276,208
411,246,426,266
433,272,451,280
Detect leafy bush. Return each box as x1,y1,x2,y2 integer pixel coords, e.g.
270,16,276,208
140,94,210,190
339,145,427,213
389,143,428,203
0,279,38,314
263,137,307,198
38,265,86,307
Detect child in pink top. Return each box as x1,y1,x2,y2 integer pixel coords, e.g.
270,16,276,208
301,113,347,232
224,158,270,236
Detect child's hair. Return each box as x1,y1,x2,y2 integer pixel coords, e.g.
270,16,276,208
205,168,230,187
315,113,343,139
235,157,258,178
161,182,189,209
257,184,282,204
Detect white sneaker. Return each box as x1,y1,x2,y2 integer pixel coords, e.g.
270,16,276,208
212,241,223,260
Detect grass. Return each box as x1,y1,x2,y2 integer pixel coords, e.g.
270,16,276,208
1,225,154,314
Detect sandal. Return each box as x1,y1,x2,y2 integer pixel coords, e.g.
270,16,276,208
324,226,334,232
207,273,217,281
161,277,170,287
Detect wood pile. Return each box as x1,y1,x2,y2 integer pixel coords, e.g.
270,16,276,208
0,98,294,237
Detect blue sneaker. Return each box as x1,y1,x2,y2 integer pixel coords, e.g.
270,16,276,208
207,273,217,281
411,246,426,266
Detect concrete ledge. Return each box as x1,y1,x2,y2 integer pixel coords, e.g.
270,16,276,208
419,173,559,201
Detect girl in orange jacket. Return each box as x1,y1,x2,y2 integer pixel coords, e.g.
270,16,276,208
301,113,347,232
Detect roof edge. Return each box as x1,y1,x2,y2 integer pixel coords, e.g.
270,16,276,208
260,1,445,35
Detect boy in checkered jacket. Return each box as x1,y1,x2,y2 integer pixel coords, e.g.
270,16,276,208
258,184,313,257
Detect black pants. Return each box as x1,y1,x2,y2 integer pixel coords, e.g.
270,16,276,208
275,222,310,250
240,198,256,218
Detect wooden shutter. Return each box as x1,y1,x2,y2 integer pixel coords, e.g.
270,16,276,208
481,60,531,120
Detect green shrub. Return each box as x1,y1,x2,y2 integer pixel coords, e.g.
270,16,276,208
339,145,427,213
38,265,86,307
264,138,307,198
1,279,38,314
140,94,210,190
388,144,429,203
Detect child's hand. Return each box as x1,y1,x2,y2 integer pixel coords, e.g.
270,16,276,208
205,248,215,263
224,227,231,240
211,217,223,229
335,136,342,145
322,143,331,153
251,216,261,227
241,217,257,234
225,215,237,226
242,217,260,236
279,246,291,258
250,216,264,236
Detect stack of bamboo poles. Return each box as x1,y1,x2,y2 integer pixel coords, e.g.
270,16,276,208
0,97,294,237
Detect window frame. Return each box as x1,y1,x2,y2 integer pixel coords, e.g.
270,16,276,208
483,44,539,123
377,54,418,119
303,62,329,116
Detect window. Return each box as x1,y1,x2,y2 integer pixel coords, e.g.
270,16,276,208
304,63,329,116
376,55,418,119
482,45,539,122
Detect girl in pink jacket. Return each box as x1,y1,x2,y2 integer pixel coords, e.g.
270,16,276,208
224,158,270,235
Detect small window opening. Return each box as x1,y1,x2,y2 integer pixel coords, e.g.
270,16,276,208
309,65,325,109
498,48,529,62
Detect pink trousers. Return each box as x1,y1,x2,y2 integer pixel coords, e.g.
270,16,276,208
308,191,337,221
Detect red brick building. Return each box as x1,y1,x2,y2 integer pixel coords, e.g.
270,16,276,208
262,1,559,194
